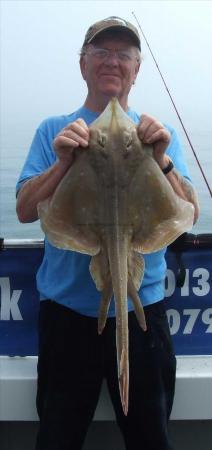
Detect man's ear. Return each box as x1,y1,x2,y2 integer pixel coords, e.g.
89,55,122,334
80,56,87,81
134,61,141,80
131,62,140,86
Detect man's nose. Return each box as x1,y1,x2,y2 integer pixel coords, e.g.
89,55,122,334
104,52,119,65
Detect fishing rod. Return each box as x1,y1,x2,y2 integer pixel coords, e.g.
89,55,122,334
132,11,212,198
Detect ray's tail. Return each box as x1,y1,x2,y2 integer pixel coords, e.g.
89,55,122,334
107,230,129,416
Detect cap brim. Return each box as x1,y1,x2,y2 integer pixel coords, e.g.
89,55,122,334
86,25,141,50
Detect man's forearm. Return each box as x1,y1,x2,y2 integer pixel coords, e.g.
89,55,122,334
166,167,200,223
16,160,71,223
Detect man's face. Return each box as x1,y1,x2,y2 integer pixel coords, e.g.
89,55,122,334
80,35,140,103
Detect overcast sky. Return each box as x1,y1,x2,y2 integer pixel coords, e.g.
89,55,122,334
1,0,212,233
1,1,212,139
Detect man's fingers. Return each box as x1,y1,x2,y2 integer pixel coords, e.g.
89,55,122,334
137,114,154,139
59,119,89,147
144,128,170,145
54,118,90,156
66,119,89,139
137,114,170,144
59,130,88,148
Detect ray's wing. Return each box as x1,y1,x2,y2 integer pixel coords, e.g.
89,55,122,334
38,151,101,255
129,152,194,254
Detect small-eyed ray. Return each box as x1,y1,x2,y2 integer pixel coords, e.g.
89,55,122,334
38,98,194,415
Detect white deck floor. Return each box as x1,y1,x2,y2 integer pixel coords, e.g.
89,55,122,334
0,355,212,449
0,355,212,421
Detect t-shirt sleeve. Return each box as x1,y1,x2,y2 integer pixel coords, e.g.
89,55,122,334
16,126,56,194
165,125,192,182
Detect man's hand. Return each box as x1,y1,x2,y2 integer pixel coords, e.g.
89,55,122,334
137,114,171,169
54,118,89,164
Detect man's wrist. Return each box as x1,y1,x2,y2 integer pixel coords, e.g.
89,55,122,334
161,158,174,175
156,154,169,168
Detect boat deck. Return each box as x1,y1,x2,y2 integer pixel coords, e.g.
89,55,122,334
0,355,212,449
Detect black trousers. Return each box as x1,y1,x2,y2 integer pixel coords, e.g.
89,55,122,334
35,300,176,450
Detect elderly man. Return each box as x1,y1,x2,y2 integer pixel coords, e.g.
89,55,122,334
16,16,199,450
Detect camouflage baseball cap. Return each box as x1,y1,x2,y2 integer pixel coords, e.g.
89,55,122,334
83,16,141,50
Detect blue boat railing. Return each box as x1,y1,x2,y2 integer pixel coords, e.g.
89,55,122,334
0,233,212,356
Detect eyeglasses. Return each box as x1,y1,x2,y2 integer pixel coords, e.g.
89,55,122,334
84,47,139,63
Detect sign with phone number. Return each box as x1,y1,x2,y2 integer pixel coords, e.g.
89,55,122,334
0,245,211,356
165,248,212,355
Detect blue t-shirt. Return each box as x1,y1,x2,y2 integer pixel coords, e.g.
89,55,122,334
16,106,191,316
